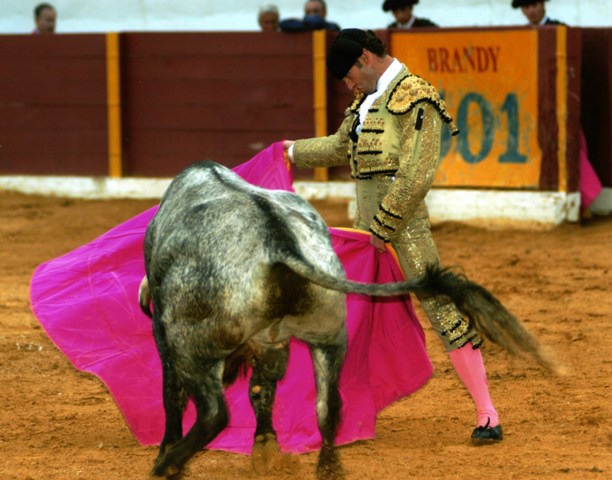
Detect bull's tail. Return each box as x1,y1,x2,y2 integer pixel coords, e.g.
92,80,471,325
222,343,253,387
283,256,558,373
413,265,559,373
138,276,153,318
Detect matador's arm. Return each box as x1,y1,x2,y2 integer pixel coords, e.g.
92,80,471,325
292,112,354,168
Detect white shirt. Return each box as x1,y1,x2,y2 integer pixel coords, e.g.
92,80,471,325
394,16,416,29
288,58,403,162
356,58,402,134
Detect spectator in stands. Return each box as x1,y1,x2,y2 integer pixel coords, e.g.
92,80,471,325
33,3,56,34
279,0,340,32
512,0,565,26
258,4,280,32
383,0,438,29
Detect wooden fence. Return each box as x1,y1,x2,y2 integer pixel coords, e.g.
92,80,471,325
1,27,610,189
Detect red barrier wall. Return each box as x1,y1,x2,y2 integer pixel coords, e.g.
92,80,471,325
581,28,612,187
0,35,108,175
120,32,317,178
0,28,609,191
537,27,582,193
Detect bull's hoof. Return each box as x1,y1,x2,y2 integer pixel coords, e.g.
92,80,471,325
151,456,183,479
317,447,344,480
251,433,283,475
316,462,345,480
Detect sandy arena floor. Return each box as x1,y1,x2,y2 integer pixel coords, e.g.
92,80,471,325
0,190,610,479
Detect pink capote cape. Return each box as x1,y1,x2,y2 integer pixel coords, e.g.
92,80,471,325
29,142,432,454
580,130,603,211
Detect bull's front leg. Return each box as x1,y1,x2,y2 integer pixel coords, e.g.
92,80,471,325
249,341,289,475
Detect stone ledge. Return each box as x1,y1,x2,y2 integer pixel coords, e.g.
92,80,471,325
0,176,585,227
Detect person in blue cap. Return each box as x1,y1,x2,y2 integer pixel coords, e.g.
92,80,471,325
279,0,340,32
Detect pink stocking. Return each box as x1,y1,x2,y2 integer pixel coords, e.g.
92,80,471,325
448,344,499,427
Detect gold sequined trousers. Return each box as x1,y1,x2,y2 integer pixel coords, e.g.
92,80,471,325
354,176,481,351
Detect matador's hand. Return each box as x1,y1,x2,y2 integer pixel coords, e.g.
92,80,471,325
283,140,295,164
370,234,386,253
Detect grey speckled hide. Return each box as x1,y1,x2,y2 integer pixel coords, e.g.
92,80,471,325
143,160,354,480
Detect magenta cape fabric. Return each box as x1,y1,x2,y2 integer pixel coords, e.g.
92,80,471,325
30,142,432,454
579,130,603,210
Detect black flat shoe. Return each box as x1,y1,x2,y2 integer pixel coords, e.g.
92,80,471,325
471,418,503,445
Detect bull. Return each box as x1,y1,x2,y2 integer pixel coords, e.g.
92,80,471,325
140,160,554,479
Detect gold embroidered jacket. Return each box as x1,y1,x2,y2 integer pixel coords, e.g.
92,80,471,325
293,64,458,243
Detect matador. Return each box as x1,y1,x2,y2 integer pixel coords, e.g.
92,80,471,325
285,28,503,444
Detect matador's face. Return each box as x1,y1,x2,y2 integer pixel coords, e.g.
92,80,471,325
343,62,378,96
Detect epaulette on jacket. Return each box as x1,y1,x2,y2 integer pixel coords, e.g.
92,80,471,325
349,91,366,113
387,74,459,136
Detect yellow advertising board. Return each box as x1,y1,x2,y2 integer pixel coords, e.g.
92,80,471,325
391,29,541,188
